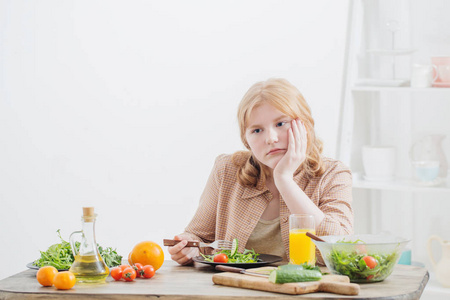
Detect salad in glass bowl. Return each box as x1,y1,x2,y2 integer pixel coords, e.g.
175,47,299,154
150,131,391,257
313,234,409,283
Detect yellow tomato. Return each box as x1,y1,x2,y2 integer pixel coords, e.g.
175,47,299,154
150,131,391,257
53,271,76,290
36,266,58,287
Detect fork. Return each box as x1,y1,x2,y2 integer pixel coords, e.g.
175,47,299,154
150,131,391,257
163,239,233,251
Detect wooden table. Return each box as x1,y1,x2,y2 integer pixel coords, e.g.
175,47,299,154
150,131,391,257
0,261,429,299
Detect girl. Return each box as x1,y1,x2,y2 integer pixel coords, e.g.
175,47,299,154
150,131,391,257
169,78,353,265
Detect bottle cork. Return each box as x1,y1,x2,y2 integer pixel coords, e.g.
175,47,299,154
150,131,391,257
82,207,96,222
83,207,95,217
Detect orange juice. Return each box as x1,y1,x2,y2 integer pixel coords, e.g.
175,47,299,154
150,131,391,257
289,229,316,265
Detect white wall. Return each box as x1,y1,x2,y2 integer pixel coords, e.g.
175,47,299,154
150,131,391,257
0,0,349,280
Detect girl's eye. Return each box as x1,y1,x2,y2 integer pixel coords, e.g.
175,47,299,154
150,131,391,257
252,129,261,134
276,121,287,127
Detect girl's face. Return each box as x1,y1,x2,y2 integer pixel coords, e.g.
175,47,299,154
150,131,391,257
245,102,293,170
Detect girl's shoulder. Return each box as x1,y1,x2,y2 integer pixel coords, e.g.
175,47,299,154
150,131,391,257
212,152,244,174
317,157,352,185
212,151,252,179
214,153,234,166
214,151,251,169
321,157,351,173
210,153,246,187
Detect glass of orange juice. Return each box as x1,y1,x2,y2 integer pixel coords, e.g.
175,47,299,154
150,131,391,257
289,214,315,265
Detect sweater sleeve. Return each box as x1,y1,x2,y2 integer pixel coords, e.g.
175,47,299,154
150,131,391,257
181,155,227,244
315,161,354,237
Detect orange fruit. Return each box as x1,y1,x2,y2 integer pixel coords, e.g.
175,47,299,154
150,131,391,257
128,241,164,271
53,271,76,290
36,266,58,287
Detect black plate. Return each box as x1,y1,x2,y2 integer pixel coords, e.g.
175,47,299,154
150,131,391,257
192,253,282,269
26,262,69,271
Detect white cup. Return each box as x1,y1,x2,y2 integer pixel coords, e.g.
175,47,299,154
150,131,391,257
362,146,396,180
410,64,438,88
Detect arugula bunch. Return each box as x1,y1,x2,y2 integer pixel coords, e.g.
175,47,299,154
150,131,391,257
98,245,123,268
201,248,260,263
33,230,122,269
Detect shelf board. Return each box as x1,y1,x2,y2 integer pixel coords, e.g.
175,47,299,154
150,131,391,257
353,177,450,193
352,86,450,92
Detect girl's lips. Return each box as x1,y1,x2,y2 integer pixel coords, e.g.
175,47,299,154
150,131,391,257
267,148,285,155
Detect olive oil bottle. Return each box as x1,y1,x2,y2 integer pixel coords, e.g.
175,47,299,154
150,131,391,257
69,207,109,283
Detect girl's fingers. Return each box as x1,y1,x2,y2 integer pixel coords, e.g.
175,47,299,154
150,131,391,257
168,239,188,255
168,234,199,265
179,257,193,265
298,120,307,153
292,119,302,154
181,248,198,265
288,127,295,153
171,247,197,264
172,253,192,265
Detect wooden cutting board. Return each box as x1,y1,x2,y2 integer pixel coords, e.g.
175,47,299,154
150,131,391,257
212,267,360,296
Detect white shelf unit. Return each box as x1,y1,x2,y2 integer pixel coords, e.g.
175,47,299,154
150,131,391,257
353,177,450,193
352,86,450,92
342,87,450,189
338,1,450,298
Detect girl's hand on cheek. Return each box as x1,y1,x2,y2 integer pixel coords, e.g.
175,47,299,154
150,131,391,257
273,119,307,179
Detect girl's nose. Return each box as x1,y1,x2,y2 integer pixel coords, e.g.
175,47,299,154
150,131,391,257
266,128,278,144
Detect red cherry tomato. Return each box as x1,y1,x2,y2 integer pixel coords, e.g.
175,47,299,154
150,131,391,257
122,267,136,281
133,263,144,278
142,265,155,279
213,253,228,263
363,256,378,269
110,267,123,281
119,264,130,271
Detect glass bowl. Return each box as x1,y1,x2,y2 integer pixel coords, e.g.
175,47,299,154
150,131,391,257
313,234,410,283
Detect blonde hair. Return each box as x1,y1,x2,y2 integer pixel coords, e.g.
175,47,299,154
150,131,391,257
232,78,324,187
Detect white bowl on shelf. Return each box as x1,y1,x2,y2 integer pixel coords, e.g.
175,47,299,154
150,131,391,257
411,160,440,184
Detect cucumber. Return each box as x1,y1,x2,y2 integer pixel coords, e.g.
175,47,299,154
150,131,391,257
277,264,305,271
231,238,238,257
268,269,322,284
278,263,321,272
